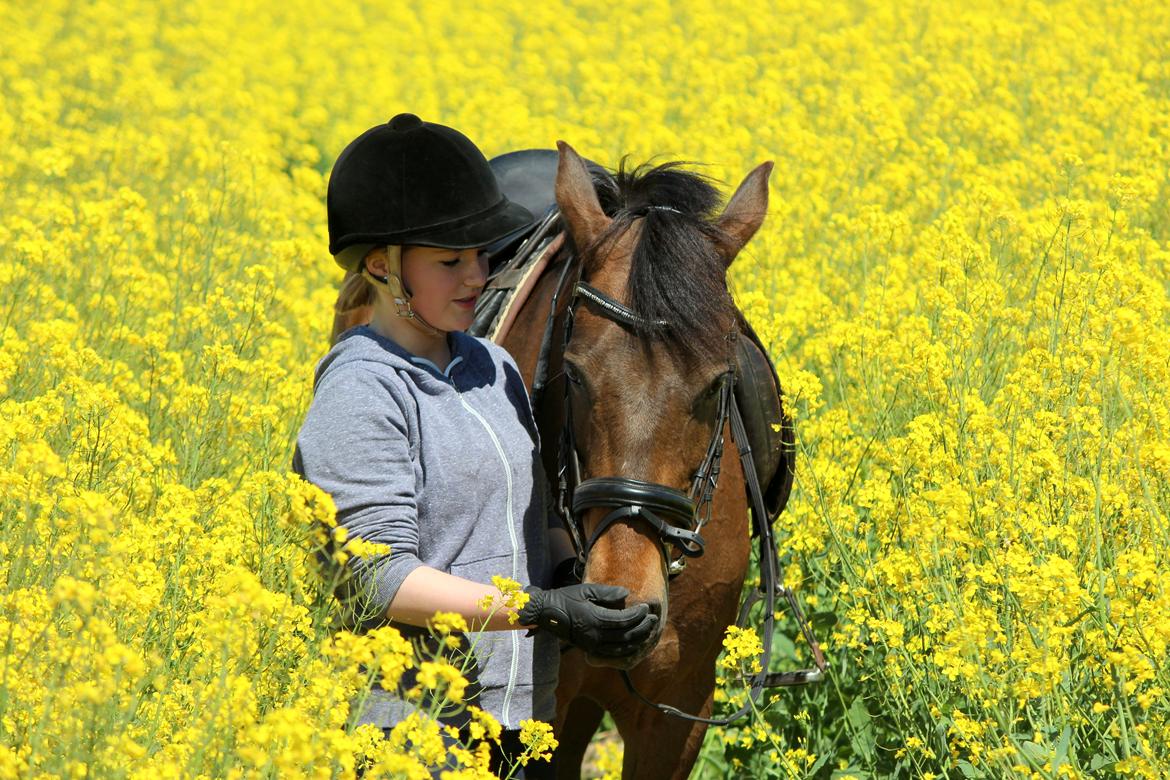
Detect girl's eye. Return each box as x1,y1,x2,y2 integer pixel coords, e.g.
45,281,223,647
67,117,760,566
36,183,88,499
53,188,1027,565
441,257,460,267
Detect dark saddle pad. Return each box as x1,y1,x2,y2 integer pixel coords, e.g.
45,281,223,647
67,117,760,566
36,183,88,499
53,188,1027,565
478,149,796,525
734,316,797,527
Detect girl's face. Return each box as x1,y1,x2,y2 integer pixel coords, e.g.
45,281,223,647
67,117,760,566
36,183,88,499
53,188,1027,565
400,245,488,332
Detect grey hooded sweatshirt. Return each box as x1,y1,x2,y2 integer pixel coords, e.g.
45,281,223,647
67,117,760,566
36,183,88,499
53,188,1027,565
291,324,559,729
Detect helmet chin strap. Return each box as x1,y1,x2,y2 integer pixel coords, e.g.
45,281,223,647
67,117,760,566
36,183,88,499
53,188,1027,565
361,246,446,338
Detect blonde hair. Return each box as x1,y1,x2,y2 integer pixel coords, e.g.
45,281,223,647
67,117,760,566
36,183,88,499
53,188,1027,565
329,246,393,343
335,266,375,313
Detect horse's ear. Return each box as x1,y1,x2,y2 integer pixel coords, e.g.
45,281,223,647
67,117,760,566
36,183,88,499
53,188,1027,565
715,161,773,266
555,140,609,250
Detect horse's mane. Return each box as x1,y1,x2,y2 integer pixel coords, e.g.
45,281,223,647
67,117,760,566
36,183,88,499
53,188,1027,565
582,159,738,361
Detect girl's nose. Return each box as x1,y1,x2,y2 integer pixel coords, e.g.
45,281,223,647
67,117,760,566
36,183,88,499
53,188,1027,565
467,252,489,287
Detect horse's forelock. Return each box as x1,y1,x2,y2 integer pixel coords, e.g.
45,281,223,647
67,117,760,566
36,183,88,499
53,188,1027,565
582,161,740,362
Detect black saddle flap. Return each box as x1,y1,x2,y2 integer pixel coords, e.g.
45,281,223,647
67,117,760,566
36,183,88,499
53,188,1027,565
734,319,796,526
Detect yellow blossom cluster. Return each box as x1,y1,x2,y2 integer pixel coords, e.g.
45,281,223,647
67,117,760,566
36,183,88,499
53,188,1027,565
720,0,1170,773
719,625,764,676
3,0,1169,777
477,574,532,625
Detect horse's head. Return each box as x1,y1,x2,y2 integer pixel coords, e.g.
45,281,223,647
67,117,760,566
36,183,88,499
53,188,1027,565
553,141,771,668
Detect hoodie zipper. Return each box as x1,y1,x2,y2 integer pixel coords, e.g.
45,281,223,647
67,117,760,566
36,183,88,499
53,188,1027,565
454,385,523,727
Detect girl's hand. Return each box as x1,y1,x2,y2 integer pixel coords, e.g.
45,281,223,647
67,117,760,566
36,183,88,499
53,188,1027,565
517,583,658,657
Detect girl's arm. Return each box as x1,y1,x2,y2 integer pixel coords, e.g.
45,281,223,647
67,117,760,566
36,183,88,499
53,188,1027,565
388,566,532,632
392,566,658,655
388,525,580,631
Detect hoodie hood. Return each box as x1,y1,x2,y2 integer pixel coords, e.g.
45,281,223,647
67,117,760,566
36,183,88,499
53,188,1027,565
314,325,493,395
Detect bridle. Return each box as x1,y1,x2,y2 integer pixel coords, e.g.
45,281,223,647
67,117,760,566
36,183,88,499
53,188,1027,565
556,280,737,576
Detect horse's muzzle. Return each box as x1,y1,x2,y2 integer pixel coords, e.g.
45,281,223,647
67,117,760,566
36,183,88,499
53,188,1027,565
584,598,665,669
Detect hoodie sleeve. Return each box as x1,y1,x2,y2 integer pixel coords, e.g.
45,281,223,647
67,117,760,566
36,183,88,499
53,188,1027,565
292,366,424,625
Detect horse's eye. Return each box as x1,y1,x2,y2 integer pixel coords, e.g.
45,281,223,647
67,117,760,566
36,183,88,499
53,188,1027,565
692,376,725,415
563,363,583,386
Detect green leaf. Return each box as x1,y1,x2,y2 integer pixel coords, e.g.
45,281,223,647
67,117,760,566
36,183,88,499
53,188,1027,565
830,768,868,780
1021,740,1048,764
769,630,796,663
846,696,872,731
846,697,875,760
1051,725,1071,774
955,759,987,778
1089,754,1117,772
811,610,839,630
808,752,831,775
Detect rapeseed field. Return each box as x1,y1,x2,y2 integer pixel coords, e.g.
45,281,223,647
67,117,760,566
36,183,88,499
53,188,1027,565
2,0,1168,777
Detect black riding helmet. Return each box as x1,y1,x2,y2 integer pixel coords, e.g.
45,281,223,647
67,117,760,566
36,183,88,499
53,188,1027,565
327,113,535,272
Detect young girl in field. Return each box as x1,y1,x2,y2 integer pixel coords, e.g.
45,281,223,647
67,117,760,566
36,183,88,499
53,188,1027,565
292,114,657,776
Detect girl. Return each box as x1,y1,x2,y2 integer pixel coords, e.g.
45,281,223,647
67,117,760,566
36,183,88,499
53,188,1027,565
292,114,657,776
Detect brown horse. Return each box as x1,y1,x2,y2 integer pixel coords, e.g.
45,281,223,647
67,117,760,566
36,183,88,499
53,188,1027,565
513,144,771,779
331,143,772,779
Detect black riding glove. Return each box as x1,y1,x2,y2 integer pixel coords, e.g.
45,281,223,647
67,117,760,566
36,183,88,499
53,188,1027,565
517,583,658,657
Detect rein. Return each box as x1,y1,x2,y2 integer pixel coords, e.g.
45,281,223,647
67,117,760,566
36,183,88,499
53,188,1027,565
537,218,827,726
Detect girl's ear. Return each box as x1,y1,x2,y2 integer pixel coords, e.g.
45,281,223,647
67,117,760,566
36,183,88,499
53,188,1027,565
362,246,386,275
364,245,404,280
